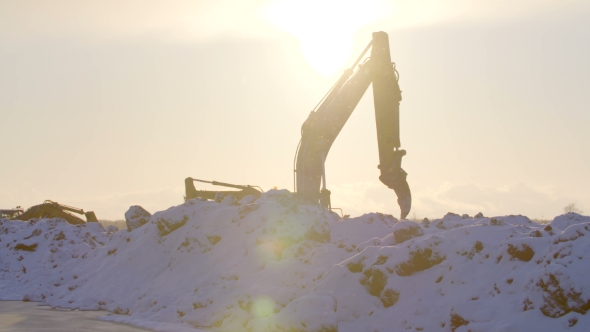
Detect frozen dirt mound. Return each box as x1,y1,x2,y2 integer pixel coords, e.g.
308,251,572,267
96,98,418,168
1,191,590,332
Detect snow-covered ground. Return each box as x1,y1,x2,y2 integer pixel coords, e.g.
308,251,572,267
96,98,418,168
2,190,590,331
0,300,153,331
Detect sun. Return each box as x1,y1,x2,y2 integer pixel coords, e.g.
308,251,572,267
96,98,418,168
263,0,391,76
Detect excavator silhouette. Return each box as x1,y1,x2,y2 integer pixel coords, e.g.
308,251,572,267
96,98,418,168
10,200,98,225
186,31,411,219
185,178,264,202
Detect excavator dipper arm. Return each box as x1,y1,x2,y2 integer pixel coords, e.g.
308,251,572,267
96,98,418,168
295,31,412,219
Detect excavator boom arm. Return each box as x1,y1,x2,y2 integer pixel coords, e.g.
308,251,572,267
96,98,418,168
44,200,84,215
184,177,263,202
295,58,372,198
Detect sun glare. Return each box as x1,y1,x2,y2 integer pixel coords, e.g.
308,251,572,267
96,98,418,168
253,296,275,317
263,0,391,76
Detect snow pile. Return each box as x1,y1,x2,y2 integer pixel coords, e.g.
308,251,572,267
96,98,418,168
2,191,590,331
0,218,107,301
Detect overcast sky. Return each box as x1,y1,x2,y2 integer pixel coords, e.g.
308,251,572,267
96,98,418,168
1,0,588,220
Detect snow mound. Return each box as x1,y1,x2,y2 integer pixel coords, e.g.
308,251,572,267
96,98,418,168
550,212,590,230
0,218,107,301
2,192,590,331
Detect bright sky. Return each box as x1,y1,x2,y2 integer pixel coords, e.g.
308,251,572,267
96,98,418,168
1,0,589,220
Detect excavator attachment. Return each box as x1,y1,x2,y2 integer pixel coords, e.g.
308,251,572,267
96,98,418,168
185,177,263,202
378,150,412,220
294,31,412,219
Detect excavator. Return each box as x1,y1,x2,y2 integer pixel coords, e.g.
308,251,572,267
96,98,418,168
185,31,411,219
10,200,98,225
293,31,411,219
294,31,411,219
185,178,263,202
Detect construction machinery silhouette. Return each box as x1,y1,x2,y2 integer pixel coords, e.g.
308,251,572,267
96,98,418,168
9,200,98,225
185,31,411,219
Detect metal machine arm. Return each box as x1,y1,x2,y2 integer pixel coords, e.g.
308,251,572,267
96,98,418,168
12,200,98,224
294,31,412,219
184,177,263,202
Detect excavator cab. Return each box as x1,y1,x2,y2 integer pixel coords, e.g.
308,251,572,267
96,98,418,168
1,207,24,219
294,31,412,219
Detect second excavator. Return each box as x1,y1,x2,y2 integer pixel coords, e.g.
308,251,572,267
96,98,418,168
11,200,98,225
185,178,263,202
186,31,411,219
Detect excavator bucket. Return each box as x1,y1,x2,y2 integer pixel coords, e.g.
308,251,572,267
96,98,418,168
379,166,412,220
85,211,98,222
394,180,412,220
377,149,412,220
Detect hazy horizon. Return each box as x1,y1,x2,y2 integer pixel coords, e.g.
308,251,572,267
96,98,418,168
1,0,588,220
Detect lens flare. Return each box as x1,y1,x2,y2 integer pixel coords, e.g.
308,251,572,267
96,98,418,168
263,0,391,76
253,296,275,317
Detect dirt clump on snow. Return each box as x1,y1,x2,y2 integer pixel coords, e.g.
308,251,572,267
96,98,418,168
537,273,590,318
14,243,38,251
124,205,151,231
395,247,445,276
392,220,423,244
507,243,535,261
